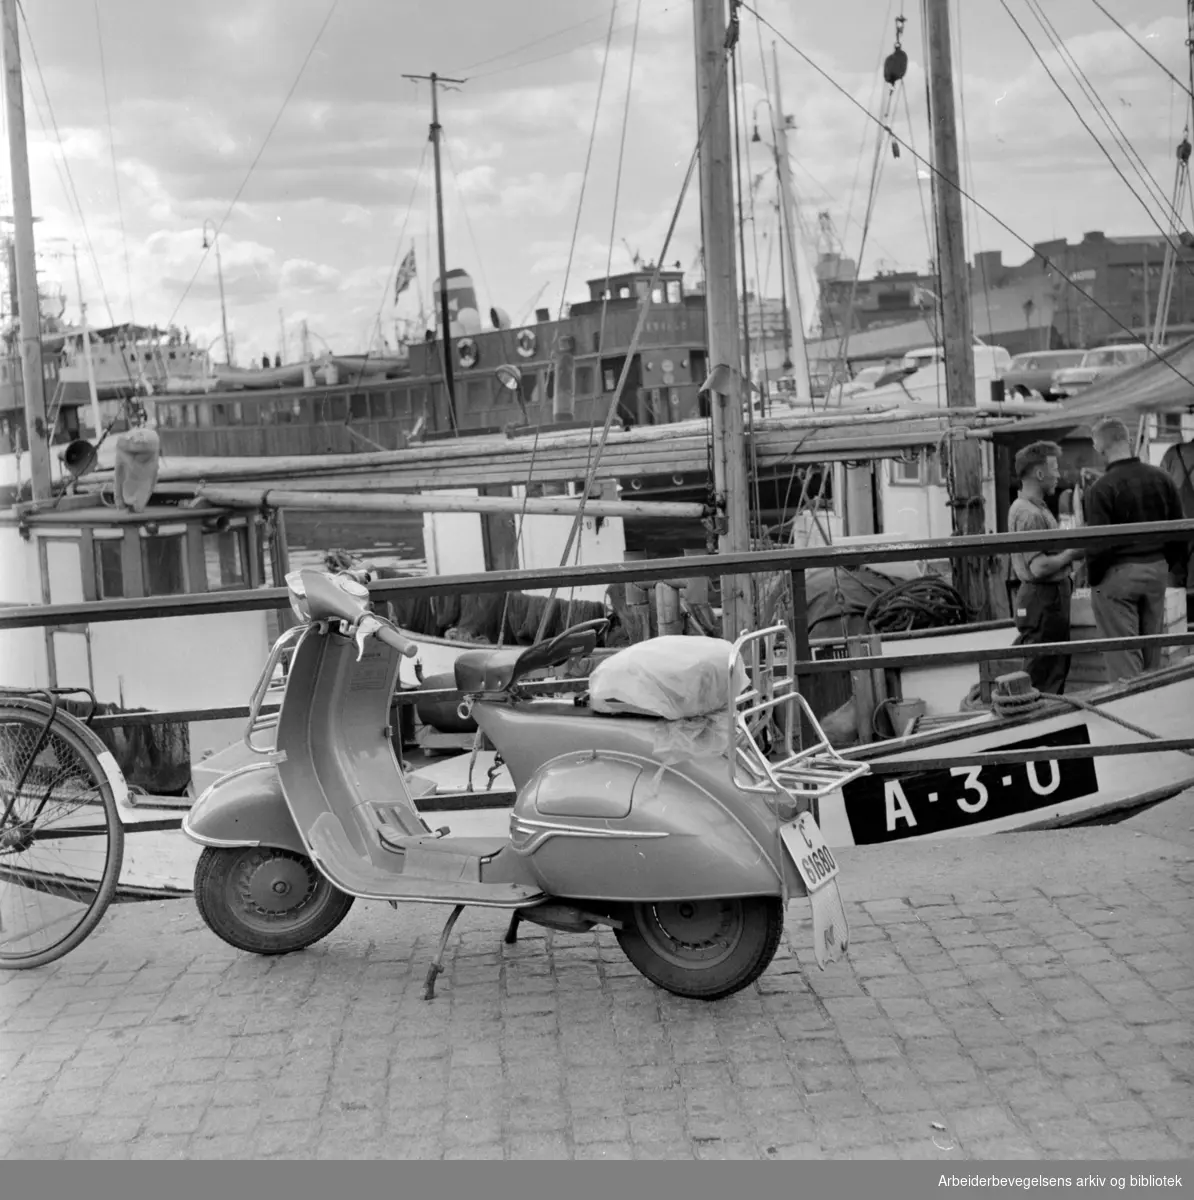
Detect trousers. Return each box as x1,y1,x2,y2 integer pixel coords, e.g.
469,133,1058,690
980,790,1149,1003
1011,578,1072,695
1091,559,1170,681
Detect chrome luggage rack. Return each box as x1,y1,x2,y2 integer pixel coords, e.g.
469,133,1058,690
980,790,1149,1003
244,626,304,754
728,625,870,800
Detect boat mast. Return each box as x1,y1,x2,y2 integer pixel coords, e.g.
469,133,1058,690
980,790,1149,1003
1,0,51,501
694,0,755,637
769,43,811,404
70,245,101,440
924,0,990,617
403,71,462,435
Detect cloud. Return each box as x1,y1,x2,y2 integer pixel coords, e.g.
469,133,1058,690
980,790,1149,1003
15,0,1187,360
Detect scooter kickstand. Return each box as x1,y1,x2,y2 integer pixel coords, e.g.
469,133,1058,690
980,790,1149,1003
504,912,521,944
423,904,466,1001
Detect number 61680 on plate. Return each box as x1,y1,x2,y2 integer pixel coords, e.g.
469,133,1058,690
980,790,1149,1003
780,811,839,892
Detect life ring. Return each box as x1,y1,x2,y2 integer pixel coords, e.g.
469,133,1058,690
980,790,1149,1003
457,337,478,369
515,328,536,359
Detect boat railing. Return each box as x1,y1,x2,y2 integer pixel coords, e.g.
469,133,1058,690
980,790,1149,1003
2,517,1193,750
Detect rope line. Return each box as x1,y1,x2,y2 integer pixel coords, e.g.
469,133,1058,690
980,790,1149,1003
741,1,1194,391
164,0,343,330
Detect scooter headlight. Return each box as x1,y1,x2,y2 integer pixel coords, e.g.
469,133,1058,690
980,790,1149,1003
284,570,311,622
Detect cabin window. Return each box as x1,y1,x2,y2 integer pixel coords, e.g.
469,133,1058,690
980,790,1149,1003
689,351,707,384
326,396,348,422
618,286,630,299
666,281,681,304
890,455,924,486
651,287,663,304
890,451,945,487
157,405,176,429
229,401,243,425
141,534,187,596
603,367,617,391
93,539,124,599
370,392,392,420
196,404,212,428
575,364,595,395
1157,412,1184,441
350,393,369,421
211,403,227,426
203,527,248,591
519,372,538,408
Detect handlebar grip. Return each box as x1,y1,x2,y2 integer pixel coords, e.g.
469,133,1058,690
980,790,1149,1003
374,622,419,658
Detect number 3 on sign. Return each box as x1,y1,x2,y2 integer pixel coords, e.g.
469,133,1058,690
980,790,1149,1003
949,765,988,813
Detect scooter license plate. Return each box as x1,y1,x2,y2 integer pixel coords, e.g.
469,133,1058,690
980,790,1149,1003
781,812,839,892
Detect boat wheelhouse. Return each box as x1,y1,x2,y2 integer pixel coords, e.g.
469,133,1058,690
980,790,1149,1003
149,266,711,457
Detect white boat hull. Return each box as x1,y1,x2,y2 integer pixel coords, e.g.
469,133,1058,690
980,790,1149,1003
819,662,1194,847
26,661,1193,897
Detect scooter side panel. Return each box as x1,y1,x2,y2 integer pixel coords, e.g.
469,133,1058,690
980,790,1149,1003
182,764,307,856
484,702,809,900
512,752,787,902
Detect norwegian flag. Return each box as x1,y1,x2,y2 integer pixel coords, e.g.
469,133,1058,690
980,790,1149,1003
393,246,416,303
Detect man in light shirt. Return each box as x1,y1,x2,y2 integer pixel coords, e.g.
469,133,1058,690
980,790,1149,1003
1008,441,1080,694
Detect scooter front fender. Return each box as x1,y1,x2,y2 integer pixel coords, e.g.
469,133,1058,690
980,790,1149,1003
181,762,307,857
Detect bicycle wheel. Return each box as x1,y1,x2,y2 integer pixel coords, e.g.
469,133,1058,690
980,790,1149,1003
0,697,125,968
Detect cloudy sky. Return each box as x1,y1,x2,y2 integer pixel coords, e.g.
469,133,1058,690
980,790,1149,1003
7,0,1189,360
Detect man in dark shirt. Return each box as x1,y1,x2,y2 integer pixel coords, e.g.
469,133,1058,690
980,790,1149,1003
1084,417,1188,680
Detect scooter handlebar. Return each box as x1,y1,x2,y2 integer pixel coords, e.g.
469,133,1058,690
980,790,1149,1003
373,621,419,659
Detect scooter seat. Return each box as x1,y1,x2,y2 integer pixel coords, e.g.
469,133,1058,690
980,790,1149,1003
454,647,525,693
454,618,608,693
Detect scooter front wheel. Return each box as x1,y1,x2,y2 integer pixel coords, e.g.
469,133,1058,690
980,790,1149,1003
614,896,784,1001
193,846,355,955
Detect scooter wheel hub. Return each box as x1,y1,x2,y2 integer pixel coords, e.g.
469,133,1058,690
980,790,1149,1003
238,852,317,916
637,900,743,967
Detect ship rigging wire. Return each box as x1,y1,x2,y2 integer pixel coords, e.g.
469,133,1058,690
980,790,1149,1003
92,0,135,332
349,139,430,393
164,0,343,332
954,2,994,349
730,32,765,524
740,1,1194,391
1028,0,1181,224
14,1,145,431
1090,0,1193,101
535,0,654,640
1001,0,1194,288
1021,0,1192,251
531,45,738,631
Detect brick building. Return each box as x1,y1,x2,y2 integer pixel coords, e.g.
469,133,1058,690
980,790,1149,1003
814,230,1194,352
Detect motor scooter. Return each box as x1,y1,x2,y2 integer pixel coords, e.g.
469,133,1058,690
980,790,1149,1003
182,568,869,1001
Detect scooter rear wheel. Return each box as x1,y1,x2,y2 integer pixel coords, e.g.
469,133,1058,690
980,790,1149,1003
614,896,784,1001
193,846,355,955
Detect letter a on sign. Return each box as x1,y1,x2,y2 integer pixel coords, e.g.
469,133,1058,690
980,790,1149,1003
884,780,917,831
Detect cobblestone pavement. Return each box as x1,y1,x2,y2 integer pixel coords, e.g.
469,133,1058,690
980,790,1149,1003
1,826,1192,1161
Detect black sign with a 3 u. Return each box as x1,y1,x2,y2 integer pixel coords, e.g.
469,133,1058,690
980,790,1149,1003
841,724,1098,844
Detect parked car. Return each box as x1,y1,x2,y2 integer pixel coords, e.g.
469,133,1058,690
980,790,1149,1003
1051,343,1153,398
1002,349,1086,401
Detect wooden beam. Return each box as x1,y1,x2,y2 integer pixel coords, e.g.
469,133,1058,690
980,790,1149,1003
1,518,1191,630
192,485,707,521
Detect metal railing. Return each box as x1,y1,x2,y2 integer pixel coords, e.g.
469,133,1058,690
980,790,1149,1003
1,518,1192,740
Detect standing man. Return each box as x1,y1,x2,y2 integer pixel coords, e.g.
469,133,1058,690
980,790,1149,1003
1008,440,1079,694
1085,416,1188,680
